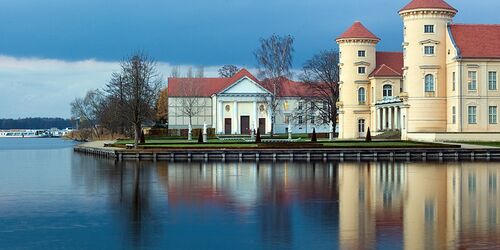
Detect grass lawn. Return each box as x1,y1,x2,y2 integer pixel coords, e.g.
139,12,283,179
450,141,500,148
113,138,457,149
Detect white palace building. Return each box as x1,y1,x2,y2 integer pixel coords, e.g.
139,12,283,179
168,69,331,135
337,0,500,141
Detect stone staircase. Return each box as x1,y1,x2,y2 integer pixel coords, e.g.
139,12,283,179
374,130,401,140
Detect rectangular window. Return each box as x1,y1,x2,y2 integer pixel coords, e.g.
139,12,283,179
298,116,303,124
298,102,303,110
284,115,290,124
358,50,366,57
358,66,366,74
452,106,456,124
424,46,435,55
489,71,497,90
489,106,497,124
424,25,435,33
468,71,477,91
468,106,477,124
310,116,315,124
452,72,456,91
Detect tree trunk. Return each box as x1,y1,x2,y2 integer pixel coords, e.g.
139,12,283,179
134,123,141,149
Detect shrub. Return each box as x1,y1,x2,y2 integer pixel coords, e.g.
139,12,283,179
366,127,372,142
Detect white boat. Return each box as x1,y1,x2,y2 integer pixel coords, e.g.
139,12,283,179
0,130,49,138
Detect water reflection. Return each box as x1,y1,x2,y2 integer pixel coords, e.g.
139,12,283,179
67,158,500,249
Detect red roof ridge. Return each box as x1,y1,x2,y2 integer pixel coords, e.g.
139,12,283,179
399,0,457,13
451,23,500,27
370,64,402,77
377,51,403,54
337,21,380,41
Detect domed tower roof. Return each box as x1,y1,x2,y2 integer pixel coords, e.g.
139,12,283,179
336,21,380,42
399,0,457,13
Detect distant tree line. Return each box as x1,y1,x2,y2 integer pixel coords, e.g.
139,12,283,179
0,118,74,130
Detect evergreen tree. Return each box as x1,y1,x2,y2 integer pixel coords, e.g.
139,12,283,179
311,128,317,142
198,130,204,143
255,128,261,143
365,127,372,142
140,130,146,144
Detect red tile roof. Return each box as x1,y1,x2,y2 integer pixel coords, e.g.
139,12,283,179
370,52,404,77
260,78,318,97
337,21,380,41
450,24,500,59
399,0,457,12
168,68,319,97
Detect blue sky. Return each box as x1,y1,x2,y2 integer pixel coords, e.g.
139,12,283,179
0,0,499,118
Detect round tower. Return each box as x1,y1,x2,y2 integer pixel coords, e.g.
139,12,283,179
336,21,379,139
399,0,457,134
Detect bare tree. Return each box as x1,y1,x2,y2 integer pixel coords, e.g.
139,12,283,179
170,66,180,77
104,72,129,136
108,52,163,148
70,89,105,138
254,34,294,136
186,67,193,78
195,66,204,78
300,50,340,139
176,79,202,130
218,65,240,78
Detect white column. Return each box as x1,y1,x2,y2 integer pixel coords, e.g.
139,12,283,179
382,107,387,130
233,101,238,134
253,101,258,131
395,107,400,130
377,108,381,131
388,107,393,130
218,101,223,134
267,103,272,134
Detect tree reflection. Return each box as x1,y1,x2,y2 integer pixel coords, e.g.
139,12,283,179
70,156,500,249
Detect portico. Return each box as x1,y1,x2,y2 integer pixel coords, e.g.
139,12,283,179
375,97,404,132
215,95,271,135
213,75,273,135
376,105,401,131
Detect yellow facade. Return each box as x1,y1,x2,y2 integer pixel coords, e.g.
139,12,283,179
338,1,500,141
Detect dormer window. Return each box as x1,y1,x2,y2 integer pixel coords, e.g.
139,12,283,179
424,25,434,34
358,50,366,57
358,66,366,75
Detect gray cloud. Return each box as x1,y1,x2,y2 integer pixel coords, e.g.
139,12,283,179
0,55,225,118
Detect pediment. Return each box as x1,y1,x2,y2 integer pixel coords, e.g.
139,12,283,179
419,39,440,45
219,77,271,95
354,61,371,66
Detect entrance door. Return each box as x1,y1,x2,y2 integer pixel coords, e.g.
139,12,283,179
259,118,266,134
358,119,366,138
240,116,250,134
224,118,232,135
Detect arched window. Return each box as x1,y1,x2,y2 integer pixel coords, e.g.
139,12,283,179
425,74,435,92
383,84,393,97
358,88,366,104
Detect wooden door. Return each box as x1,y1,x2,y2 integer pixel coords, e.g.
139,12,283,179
224,118,232,135
240,116,250,134
258,118,266,134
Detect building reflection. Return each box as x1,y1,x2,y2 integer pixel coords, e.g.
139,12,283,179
71,156,500,249
338,161,500,249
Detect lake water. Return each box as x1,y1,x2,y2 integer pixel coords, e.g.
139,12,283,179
0,138,499,249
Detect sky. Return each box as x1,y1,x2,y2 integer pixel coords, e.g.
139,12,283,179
0,0,499,118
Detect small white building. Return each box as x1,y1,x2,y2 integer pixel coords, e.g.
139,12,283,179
168,69,333,135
